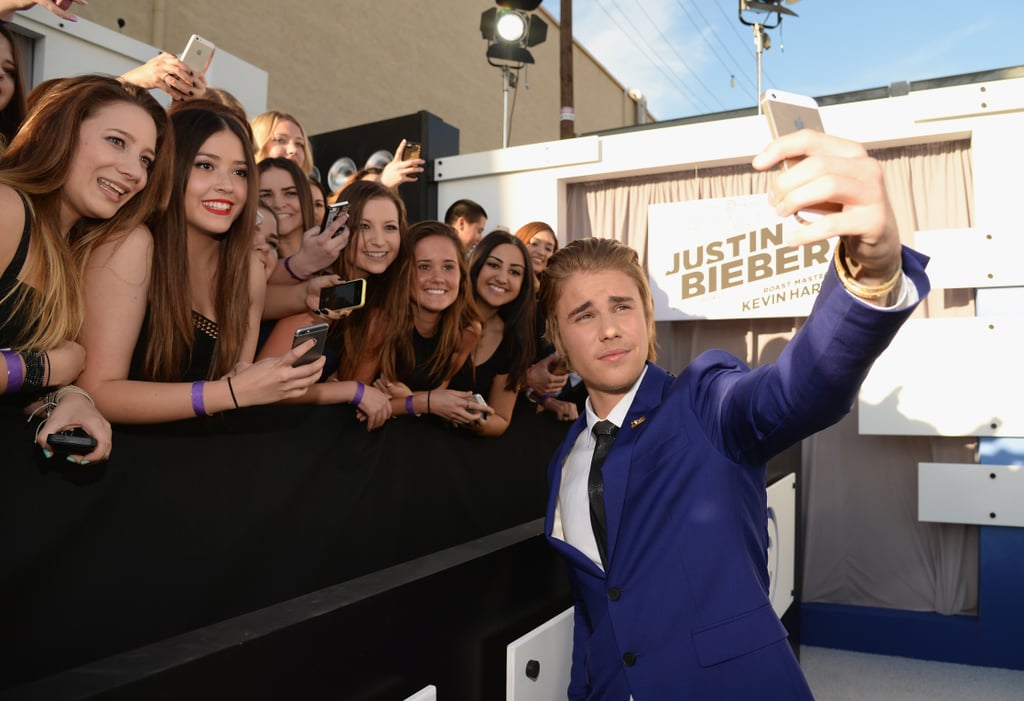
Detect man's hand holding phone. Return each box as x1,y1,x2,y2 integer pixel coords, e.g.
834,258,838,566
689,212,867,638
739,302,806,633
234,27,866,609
753,116,903,303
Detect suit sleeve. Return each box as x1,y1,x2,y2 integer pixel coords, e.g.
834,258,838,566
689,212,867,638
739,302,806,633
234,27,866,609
693,246,930,466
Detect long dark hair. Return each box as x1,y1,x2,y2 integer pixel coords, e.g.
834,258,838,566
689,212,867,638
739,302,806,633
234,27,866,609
257,157,315,235
468,231,535,391
143,104,258,380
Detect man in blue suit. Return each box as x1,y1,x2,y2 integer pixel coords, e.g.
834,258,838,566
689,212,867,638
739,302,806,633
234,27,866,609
537,130,930,700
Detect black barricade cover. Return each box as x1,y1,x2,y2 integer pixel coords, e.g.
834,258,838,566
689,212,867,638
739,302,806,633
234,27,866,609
0,399,570,688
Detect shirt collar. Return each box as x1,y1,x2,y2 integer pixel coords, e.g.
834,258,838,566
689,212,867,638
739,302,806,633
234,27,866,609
584,364,649,434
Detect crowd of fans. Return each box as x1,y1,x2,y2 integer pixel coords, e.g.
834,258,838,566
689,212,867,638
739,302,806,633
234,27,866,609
0,1,581,466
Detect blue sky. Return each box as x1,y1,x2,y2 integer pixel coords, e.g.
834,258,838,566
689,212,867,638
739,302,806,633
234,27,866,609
542,0,1018,120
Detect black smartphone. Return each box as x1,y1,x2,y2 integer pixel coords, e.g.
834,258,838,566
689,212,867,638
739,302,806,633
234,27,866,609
291,322,329,366
318,278,367,313
47,428,97,455
403,142,422,161
322,200,350,235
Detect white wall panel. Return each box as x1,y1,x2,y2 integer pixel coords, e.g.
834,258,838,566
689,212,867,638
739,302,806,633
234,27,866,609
860,317,1024,437
919,462,1024,527
915,228,1024,289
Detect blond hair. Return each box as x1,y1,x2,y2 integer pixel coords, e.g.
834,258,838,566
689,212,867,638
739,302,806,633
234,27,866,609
250,110,315,173
538,237,657,364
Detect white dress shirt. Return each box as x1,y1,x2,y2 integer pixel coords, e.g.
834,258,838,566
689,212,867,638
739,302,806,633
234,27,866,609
552,367,649,570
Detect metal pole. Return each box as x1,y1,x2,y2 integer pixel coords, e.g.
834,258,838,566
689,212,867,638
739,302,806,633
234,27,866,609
502,65,511,148
754,23,764,113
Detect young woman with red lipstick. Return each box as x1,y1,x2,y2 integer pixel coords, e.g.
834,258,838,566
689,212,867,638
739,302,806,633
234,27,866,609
76,104,324,423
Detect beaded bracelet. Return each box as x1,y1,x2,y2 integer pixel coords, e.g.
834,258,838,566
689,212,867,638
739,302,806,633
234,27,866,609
191,381,209,417
350,381,365,406
22,350,46,389
2,349,24,393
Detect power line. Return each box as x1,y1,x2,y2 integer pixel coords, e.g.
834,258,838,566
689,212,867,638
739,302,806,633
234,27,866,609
710,0,779,89
591,0,715,114
676,0,759,96
624,0,731,111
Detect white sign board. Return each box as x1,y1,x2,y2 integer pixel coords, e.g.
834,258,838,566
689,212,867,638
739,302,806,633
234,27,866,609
648,195,838,320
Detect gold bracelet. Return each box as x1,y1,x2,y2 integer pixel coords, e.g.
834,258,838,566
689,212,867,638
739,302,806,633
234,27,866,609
52,384,96,407
834,241,903,301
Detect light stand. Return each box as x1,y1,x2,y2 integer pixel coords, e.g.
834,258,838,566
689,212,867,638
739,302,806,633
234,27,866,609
501,65,519,148
738,0,797,113
480,1,547,148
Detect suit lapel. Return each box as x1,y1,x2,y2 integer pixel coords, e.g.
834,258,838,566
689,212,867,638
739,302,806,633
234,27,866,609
603,363,672,564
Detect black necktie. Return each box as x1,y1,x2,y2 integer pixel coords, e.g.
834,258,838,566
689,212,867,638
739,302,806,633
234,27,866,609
588,420,619,568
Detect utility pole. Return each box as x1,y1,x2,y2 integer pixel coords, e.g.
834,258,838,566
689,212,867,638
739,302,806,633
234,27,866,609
559,0,574,139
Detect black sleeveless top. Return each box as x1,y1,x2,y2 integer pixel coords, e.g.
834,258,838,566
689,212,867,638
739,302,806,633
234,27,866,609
405,328,511,395
0,192,34,348
128,310,219,382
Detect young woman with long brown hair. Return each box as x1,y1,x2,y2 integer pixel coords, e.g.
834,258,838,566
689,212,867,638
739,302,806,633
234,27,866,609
257,179,409,430
1,74,173,462
77,104,323,423
375,221,485,427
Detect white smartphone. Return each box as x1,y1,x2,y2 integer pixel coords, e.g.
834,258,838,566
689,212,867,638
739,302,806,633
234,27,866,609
472,392,490,421
179,34,215,73
761,89,842,222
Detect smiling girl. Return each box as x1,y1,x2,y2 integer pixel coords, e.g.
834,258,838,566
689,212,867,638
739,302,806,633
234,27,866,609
77,104,324,423
0,75,172,462
376,221,484,427
461,231,536,436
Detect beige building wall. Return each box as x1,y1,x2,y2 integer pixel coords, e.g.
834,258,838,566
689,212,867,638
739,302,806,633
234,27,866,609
70,1,649,154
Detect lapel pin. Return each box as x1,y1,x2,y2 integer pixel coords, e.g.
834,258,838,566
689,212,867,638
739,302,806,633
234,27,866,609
630,416,646,429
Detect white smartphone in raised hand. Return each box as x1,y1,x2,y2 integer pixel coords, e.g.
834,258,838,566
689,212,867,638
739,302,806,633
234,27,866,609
180,34,215,73
761,88,842,223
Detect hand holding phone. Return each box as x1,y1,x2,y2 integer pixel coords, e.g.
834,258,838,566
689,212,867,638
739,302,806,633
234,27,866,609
322,201,350,235
402,142,423,161
180,34,216,74
761,89,843,223
291,322,329,366
318,278,366,314
471,393,491,421
46,428,97,455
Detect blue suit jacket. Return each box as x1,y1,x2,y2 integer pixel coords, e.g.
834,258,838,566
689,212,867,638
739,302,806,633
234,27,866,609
545,248,930,700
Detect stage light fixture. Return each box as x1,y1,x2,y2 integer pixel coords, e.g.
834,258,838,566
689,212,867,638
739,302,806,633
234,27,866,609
480,1,548,67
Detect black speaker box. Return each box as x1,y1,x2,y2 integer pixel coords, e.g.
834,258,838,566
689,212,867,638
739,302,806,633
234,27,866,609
310,111,459,224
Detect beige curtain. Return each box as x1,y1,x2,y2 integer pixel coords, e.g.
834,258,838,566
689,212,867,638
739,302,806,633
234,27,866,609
565,139,978,615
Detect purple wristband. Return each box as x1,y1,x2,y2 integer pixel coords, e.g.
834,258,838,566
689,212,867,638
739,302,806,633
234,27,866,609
405,394,416,416
2,350,24,393
539,392,553,406
350,381,365,406
191,381,209,417
283,256,309,281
